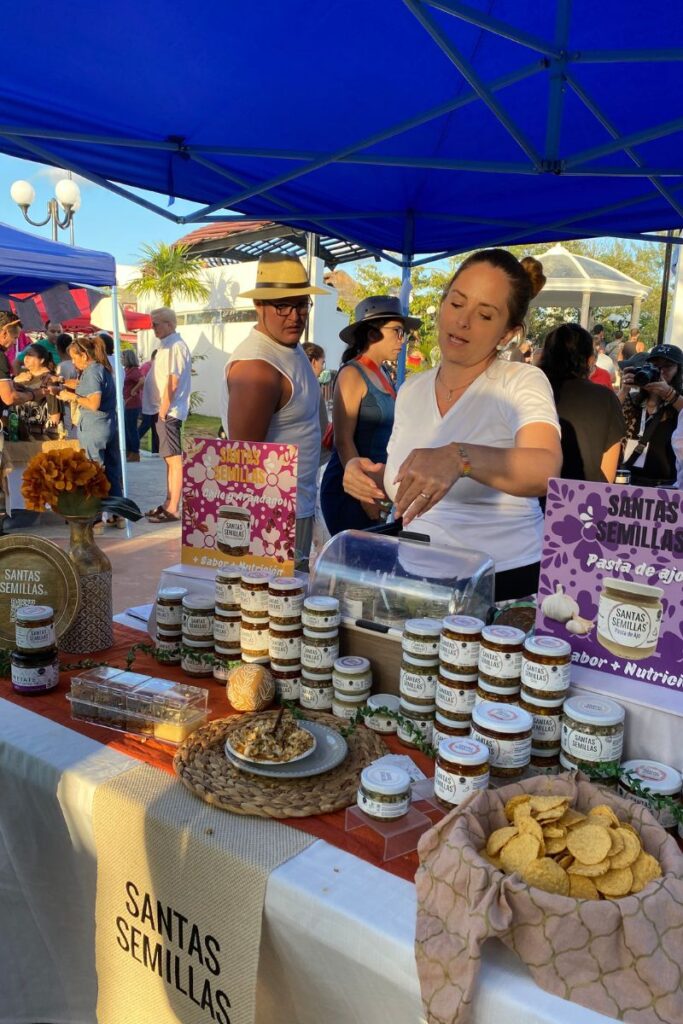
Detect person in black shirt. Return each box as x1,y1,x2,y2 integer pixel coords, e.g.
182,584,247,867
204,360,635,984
618,344,683,485
0,312,49,414
538,323,625,482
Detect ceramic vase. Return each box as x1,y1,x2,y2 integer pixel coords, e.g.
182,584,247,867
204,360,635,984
58,515,114,653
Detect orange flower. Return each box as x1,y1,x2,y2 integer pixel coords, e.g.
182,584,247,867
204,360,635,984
21,449,110,513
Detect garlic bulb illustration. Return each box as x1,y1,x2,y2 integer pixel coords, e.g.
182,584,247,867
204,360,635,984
541,584,580,624
566,615,594,635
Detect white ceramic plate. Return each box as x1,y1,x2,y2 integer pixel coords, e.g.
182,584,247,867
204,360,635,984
224,721,348,779
225,723,317,766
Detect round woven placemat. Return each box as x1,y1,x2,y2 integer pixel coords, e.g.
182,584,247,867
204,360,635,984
173,710,389,818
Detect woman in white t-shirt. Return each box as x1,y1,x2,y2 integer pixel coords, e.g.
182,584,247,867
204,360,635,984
343,249,562,601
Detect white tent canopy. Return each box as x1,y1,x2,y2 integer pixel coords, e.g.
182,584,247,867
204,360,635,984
530,243,650,328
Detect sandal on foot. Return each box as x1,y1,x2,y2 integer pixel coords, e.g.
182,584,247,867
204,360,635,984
145,505,165,518
146,508,180,523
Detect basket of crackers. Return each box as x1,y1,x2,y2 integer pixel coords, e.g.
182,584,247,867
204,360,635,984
415,772,683,1024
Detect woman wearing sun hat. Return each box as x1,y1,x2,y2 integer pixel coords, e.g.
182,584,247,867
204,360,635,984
320,295,421,535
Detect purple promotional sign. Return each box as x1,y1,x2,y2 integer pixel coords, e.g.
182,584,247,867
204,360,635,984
536,478,683,695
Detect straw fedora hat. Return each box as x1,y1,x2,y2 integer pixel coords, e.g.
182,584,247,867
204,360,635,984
339,295,421,344
239,253,329,300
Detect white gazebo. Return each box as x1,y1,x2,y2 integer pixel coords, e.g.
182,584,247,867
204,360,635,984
530,243,650,328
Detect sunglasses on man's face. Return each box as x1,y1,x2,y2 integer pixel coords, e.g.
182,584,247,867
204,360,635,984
264,300,312,317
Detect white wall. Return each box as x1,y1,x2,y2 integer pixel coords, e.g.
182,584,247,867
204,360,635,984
121,258,348,417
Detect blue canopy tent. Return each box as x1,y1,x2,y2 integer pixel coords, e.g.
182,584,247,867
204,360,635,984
0,1,681,268
0,221,129,503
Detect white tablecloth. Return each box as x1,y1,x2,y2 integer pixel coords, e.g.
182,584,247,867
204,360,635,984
0,690,613,1024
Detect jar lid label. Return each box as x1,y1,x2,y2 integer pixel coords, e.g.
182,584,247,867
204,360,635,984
334,655,370,673
563,694,624,727
303,596,340,612
524,634,572,657
360,764,411,795
482,624,526,644
404,617,442,636
620,759,682,794
472,700,533,733
438,737,489,766
16,604,53,620
269,577,303,591
442,615,484,634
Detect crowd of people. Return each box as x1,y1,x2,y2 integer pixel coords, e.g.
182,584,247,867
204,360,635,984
2,247,681,585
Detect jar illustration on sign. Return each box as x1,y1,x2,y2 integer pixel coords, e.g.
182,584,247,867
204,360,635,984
596,578,663,661
216,505,251,556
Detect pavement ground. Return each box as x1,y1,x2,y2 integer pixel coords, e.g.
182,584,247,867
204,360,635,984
4,451,181,614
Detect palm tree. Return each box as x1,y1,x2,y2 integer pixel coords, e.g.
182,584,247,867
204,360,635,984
129,242,210,307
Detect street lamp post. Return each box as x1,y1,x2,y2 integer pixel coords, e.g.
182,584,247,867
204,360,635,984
10,177,81,243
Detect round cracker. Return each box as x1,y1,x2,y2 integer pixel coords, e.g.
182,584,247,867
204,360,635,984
504,795,531,822
560,808,586,828
566,824,612,865
595,867,633,897
544,835,568,855
630,851,662,894
523,857,570,896
486,825,518,856
609,828,641,869
588,804,620,828
567,858,610,877
608,830,625,856
500,834,541,875
542,825,566,839
529,795,569,813
518,815,544,844
569,874,599,900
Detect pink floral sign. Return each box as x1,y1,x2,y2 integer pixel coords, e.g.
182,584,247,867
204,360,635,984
537,478,683,695
181,438,297,574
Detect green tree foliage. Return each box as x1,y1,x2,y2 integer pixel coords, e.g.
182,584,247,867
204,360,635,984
130,242,210,307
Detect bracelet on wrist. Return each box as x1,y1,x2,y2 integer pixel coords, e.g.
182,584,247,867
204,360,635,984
457,444,472,478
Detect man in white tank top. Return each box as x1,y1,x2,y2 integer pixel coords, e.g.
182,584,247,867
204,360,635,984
221,254,328,567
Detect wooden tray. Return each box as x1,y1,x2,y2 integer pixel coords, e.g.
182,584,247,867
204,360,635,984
0,534,81,647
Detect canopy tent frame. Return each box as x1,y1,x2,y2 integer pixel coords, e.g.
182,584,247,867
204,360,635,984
2,2,683,269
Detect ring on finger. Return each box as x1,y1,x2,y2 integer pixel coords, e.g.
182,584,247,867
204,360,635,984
419,491,431,500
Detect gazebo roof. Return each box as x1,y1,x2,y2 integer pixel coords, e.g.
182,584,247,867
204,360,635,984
531,243,650,308
175,220,372,269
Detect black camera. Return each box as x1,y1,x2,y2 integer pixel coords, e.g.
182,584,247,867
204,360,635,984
632,364,661,386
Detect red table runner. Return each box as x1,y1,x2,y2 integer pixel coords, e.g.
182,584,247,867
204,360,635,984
1,624,439,883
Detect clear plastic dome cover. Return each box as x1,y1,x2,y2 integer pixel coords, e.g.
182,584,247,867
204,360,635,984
310,530,494,628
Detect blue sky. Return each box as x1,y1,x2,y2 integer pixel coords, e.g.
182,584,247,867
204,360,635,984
0,153,197,265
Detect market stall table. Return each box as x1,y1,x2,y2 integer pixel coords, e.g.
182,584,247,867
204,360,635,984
0,623,615,1024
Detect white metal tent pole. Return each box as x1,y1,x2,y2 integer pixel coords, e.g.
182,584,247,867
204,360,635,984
111,285,129,502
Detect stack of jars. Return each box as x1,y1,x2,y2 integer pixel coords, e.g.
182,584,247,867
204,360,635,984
434,614,483,749
268,577,305,701
10,604,60,695
476,623,526,705
239,571,273,665
181,594,215,678
213,569,242,680
154,587,187,664
300,596,340,710
520,635,572,774
331,655,372,720
397,618,440,748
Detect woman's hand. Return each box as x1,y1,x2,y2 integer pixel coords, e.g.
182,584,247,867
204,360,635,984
343,457,387,505
641,379,672,402
13,371,31,384
394,445,463,524
56,389,74,403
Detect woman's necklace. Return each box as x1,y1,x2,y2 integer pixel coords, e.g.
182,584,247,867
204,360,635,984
436,368,477,403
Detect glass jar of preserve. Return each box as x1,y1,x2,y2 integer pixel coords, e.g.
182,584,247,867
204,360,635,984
214,640,241,661
300,672,334,710
214,608,241,647
156,626,182,664
521,635,572,692
216,504,251,556
618,759,682,832
478,624,525,685
529,746,561,775
268,577,305,620
268,620,302,665
560,695,625,774
439,614,483,673
11,647,59,694
301,627,339,672
15,605,55,654
436,664,477,717
302,596,340,631
240,614,270,663
470,701,533,778
475,678,520,705
181,638,214,678
357,765,411,821
240,572,273,616
597,578,664,661
213,652,240,682
432,709,471,751
365,693,400,734
332,655,372,693
332,688,369,720
434,737,490,809
215,569,242,610
400,654,438,704
340,584,375,621
402,617,442,661
397,698,435,748
155,587,187,628
520,687,565,749
271,661,302,701
181,595,215,640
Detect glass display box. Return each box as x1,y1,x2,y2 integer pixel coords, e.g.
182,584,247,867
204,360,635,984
309,530,495,628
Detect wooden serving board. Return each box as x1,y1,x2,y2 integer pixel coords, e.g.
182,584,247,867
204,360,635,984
0,534,81,647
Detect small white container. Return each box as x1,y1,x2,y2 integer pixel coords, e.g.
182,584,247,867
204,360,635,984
402,617,442,660
299,674,334,710
357,765,411,821
434,737,490,808
332,655,372,693
619,759,682,832
365,693,400,734
331,689,368,720
302,596,341,630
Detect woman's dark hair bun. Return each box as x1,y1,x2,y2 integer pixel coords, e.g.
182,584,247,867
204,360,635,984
520,256,546,299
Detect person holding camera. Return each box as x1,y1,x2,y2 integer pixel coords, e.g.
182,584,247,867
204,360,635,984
618,344,683,486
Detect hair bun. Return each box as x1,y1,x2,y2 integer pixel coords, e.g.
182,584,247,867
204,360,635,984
520,256,546,299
